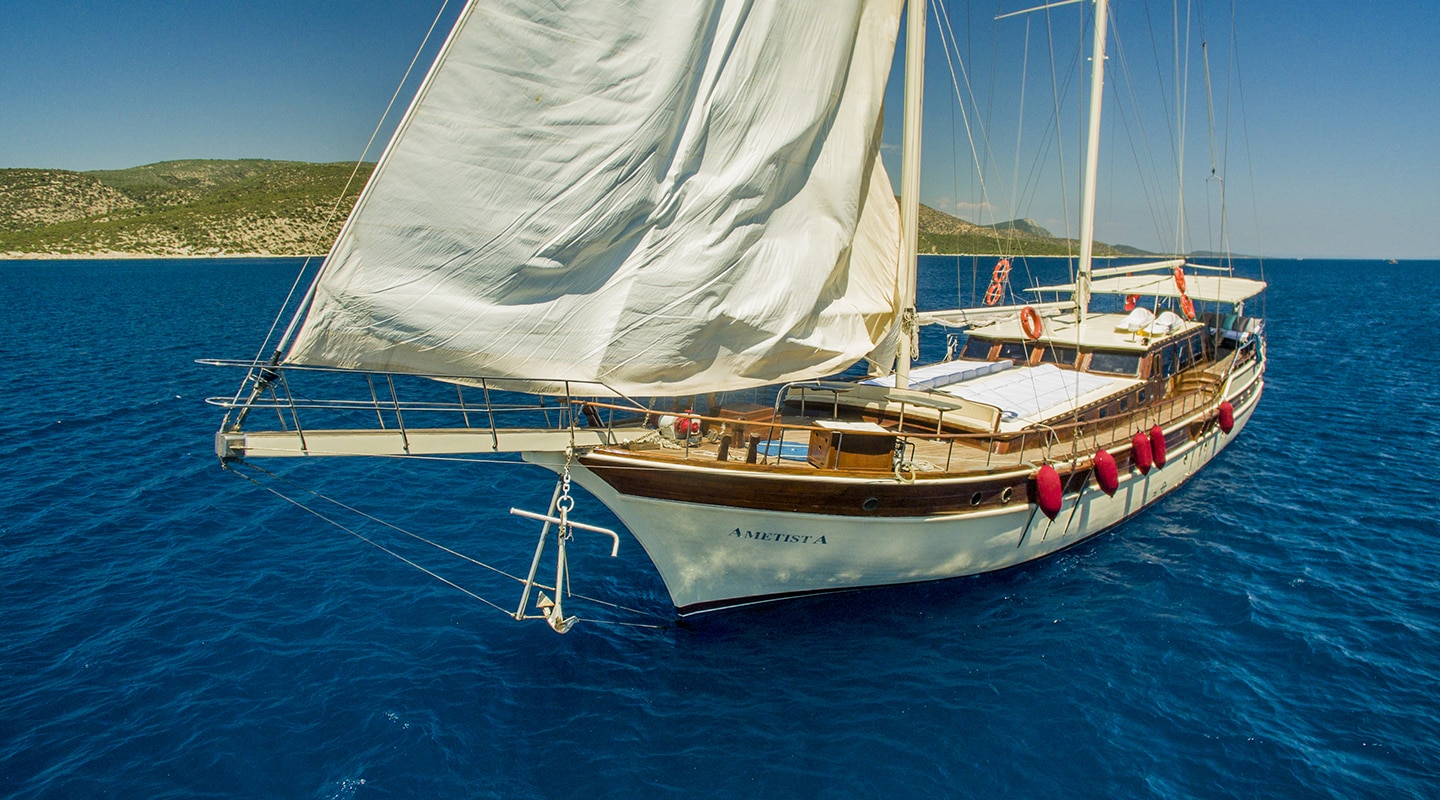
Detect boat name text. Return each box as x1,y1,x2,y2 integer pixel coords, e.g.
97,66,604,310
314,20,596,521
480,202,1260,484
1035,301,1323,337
730,527,827,545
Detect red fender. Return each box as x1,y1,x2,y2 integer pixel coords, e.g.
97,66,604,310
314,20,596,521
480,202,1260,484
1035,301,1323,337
1093,449,1119,496
1150,424,1167,468
1218,401,1235,434
1131,431,1153,474
1035,464,1063,520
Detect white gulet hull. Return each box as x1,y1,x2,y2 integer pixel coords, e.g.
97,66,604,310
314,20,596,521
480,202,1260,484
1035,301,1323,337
527,370,1262,615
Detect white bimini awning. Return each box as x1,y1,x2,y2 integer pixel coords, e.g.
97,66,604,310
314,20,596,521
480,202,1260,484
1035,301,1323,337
1027,273,1266,305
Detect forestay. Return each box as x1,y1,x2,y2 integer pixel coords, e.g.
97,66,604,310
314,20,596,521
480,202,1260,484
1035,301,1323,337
285,0,906,397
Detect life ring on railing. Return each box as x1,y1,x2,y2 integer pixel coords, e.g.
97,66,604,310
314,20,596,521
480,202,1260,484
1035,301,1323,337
991,257,1012,282
982,258,1012,306
1179,293,1196,320
1173,266,1187,294
1020,305,1043,340
983,281,1006,306
1124,294,1140,311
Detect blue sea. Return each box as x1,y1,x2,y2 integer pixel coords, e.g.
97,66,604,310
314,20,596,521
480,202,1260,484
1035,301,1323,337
2,255,1438,798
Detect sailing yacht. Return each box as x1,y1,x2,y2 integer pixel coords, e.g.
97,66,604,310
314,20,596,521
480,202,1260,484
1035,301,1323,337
210,0,1265,628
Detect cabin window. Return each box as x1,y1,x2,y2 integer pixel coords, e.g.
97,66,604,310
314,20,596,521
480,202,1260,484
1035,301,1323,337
960,337,993,361
1182,335,1202,369
997,342,1030,362
1039,345,1077,366
1160,345,1177,378
1119,396,1129,412
1089,351,1141,376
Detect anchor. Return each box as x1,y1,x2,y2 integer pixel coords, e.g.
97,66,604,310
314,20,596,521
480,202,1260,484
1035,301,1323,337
510,453,619,633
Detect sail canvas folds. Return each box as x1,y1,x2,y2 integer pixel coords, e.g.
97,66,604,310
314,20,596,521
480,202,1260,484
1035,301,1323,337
284,0,904,396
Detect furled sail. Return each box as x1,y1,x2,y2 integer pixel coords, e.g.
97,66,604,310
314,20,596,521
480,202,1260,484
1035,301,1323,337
284,0,905,396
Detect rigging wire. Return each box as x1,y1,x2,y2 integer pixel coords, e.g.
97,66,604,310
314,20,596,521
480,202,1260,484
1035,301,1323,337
1009,18,1033,257
227,460,665,628
1108,21,1174,252
933,2,1033,295
933,1,1000,240
228,460,517,617
240,0,456,388
1043,1,1076,269
1201,39,1220,258
1173,0,1195,256
1228,0,1266,314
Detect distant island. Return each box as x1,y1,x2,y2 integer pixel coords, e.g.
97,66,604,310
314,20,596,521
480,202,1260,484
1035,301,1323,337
0,159,1144,259
0,160,371,258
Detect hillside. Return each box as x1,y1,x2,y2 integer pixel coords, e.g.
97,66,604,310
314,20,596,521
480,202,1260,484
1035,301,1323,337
915,205,1143,257
0,160,371,257
1,159,1145,258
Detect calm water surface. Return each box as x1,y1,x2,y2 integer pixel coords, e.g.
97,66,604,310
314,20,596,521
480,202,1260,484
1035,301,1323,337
1,256,1437,798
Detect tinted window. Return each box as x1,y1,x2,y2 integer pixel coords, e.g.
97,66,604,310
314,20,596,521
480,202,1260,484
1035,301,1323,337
1040,345,1077,365
1160,345,1176,377
1089,351,1141,376
997,342,1030,362
961,337,992,360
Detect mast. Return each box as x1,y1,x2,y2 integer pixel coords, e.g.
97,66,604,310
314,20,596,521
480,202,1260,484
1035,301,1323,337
1075,0,1110,323
896,0,926,385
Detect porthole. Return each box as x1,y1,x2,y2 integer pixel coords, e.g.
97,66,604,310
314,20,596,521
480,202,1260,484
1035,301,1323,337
862,497,879,512
970,491,983,506
999,487,1013,505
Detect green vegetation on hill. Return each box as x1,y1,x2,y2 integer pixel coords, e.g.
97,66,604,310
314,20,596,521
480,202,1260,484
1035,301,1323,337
914,204,1145,257
0,159,1146,258
0,160,372,257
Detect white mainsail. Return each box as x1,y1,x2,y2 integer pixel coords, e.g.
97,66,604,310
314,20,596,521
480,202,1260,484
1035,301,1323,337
285,0,906,396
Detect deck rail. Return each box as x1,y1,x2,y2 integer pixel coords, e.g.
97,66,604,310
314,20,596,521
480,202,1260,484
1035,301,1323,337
204,355,1238,472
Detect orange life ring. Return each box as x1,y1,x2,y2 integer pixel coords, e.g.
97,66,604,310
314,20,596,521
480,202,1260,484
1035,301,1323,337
1124,294,1140,311
983,281,1005,306
1020,305,1043,340
1173,266,1187,294
1179,293,1196,320
983,258,1012,306
991,258,1012,282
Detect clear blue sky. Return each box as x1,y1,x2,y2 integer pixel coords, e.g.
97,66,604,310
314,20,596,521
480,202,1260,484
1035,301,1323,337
2,1,1436,258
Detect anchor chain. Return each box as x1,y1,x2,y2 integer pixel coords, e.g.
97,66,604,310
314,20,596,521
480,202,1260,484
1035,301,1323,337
546,449,579,633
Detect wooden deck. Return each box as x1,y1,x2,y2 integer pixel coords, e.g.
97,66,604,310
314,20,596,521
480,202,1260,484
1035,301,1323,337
590,352,1238,479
